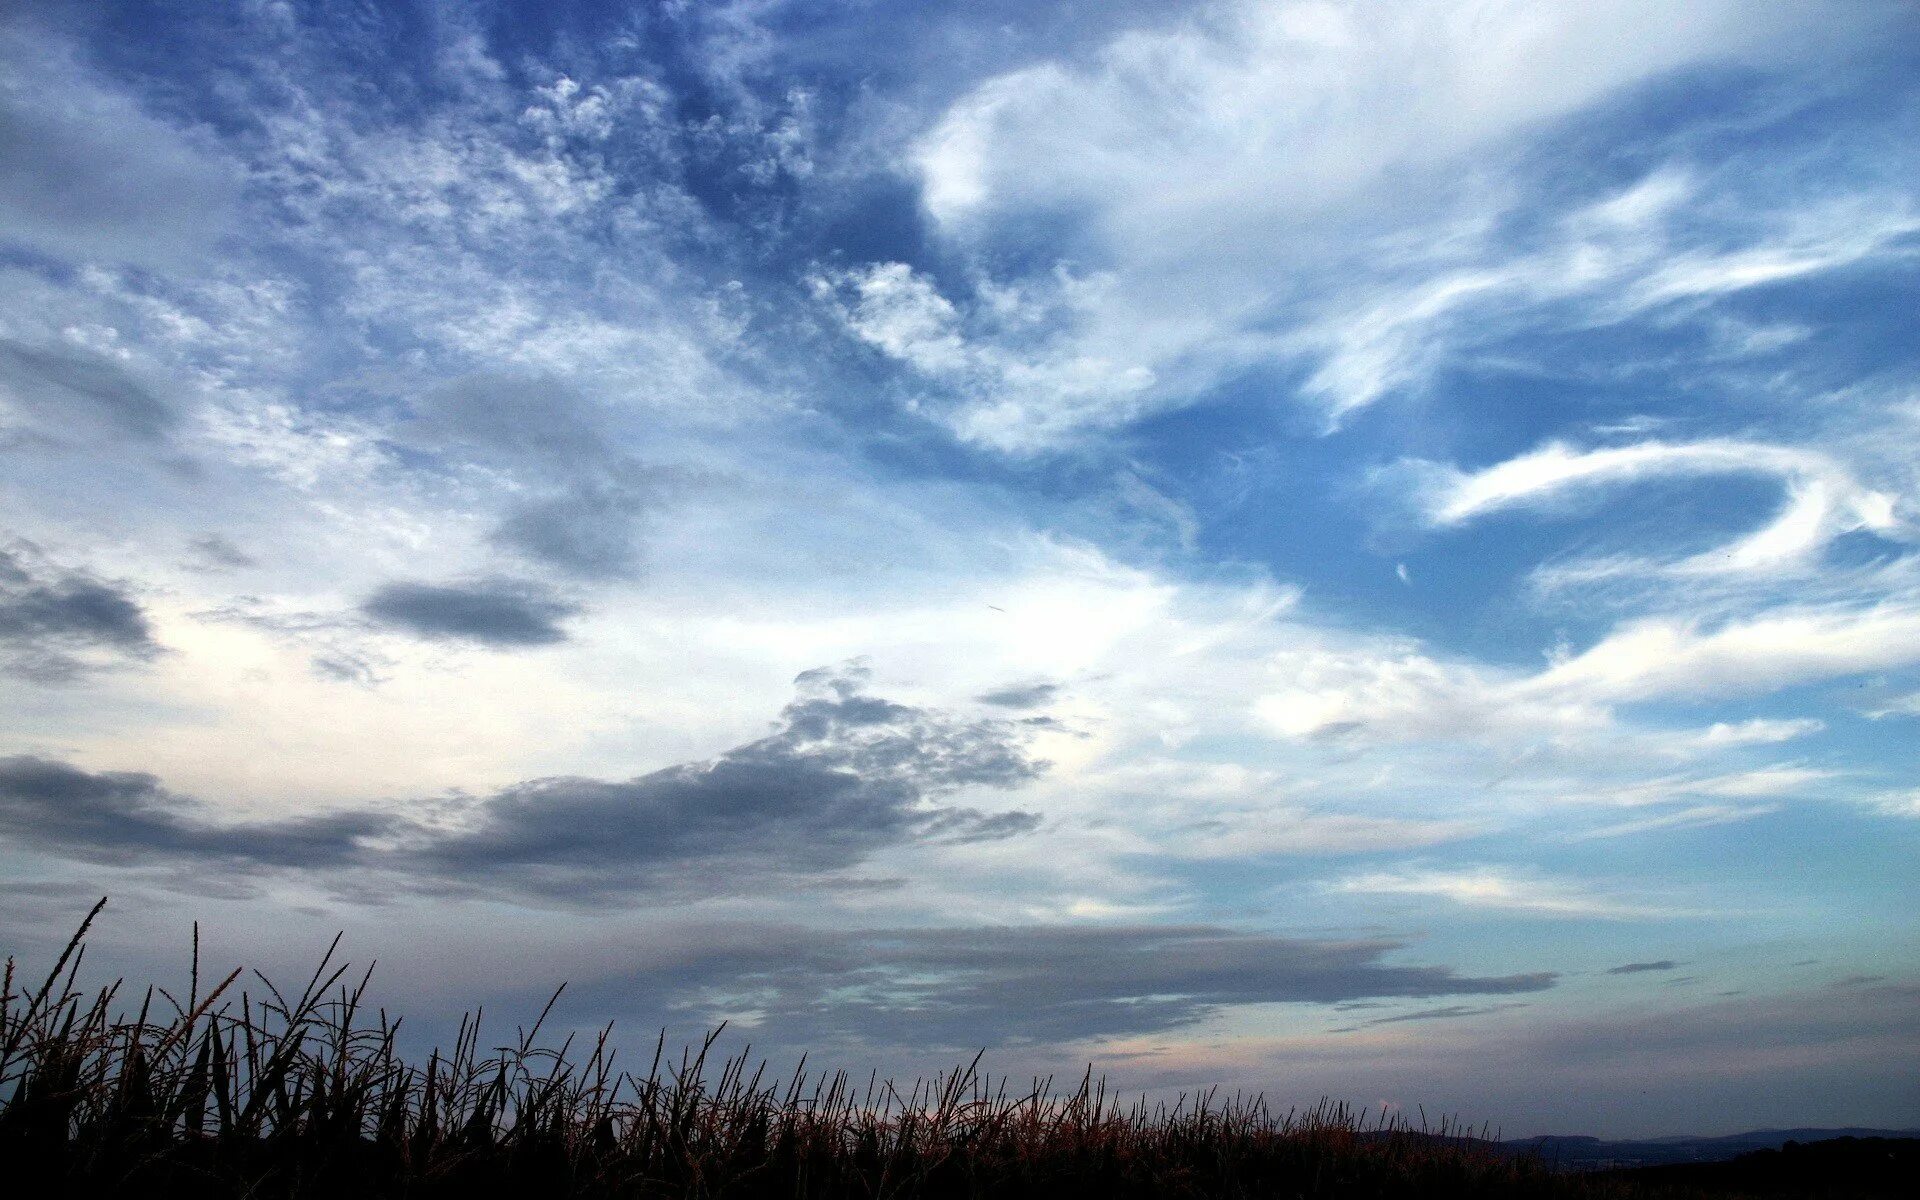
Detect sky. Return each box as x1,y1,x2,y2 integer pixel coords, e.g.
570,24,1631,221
1,0,1917,1139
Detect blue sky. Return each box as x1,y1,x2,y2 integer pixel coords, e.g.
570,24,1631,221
2,0,1917,1137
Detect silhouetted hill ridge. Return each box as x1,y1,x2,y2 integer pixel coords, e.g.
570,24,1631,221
1505,1129,1920,1171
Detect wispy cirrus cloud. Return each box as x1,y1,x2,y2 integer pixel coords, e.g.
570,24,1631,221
1332,866,1717,920
1403,438,1909,585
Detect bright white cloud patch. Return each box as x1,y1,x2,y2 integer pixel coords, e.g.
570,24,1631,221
1411,438,1909,583
882,0,1900,446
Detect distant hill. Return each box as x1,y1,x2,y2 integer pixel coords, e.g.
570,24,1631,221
1504,1128,1920,1171
1592,1136,1920,1198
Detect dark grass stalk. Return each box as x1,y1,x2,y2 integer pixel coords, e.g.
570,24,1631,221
2,901,1724,1198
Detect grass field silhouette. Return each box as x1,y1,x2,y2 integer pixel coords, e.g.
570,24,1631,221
1,900,1901,1198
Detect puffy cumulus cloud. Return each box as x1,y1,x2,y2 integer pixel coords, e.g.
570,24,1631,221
1404,438,1910,585
0,544,160,682
562,922,1554,1049
0,19,240,269
872,0,1897,447
361,579,578,647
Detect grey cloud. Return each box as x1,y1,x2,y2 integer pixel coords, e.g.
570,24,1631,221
4,665,1045,903
0,545,159,681
0,755,393,871
1333,1002,1532,1031
185,533,256,572
0,338,176,443
0,23,238,268
1607,959,1681,975
408,373,679,579
410,372,613,468
975,681,1061,709
310,649,387,687
406,663,1045,899
569,923,1558,1049
490,483,650,579
362,579,576,646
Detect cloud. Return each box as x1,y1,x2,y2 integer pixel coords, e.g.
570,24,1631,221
1257,605,1920,747
1861,691,1920,721
0,545,160,681
1333,1002,1531,1031
1534,606,1920,702
1859,790,1920,819
1333,866,1709,919
361,579,577,646
184,533,257,572
875,0,1890,447
570,922,1555,1049
975,681,1062,709
2,664,1047,902
0,755,393,870
406,372,680,578
0,337,178,444
812,261,1157,452
405,663,1045,899
1297,178,1918,424
0,19,239,268
1608,959,1680,974
1408,438,1908,583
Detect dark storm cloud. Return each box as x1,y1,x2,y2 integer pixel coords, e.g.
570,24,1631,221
405,663,1045,899
0,756,393,870
975,681,1061,709
0,338,176,443
1607,960,1680,975
0,545,159,681
567,923,1558,1049
407,373,680,579
361,579,576,646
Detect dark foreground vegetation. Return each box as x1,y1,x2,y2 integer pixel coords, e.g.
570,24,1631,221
2,902,1907,1198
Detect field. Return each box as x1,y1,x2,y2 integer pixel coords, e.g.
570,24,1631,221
1,901,1905,1198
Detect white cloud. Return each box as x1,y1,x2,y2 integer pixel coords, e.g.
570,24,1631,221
1861,691,1920,720
882,0,1896,447
1332,865,1708,919
1409,438,1909,584
1533,606,1920,701
812,261,1157,452
1861,790,1920,818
